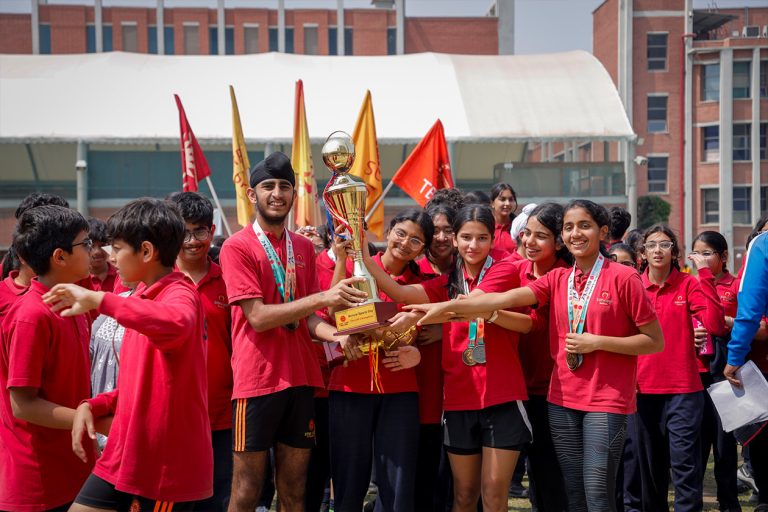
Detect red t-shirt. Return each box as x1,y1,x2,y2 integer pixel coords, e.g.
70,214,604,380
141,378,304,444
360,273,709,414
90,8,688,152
329,253,420,394
220,225,323,398
493,222,517,254
313,249,346,398
424,262,528,411
638,268,726,394
90,265,118,293
0,280,93,511
696,270,739,372
525,260,657,414
195,262,233,431
508,258,570,396
87,273,212,502
0,271,28,319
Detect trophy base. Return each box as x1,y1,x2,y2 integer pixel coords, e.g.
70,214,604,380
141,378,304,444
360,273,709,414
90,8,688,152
333,301,400,336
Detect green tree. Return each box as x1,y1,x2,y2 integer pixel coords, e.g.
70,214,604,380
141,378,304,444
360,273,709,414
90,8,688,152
637,195,671,230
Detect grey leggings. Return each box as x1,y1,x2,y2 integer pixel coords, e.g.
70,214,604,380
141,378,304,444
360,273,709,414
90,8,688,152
548,403,627,512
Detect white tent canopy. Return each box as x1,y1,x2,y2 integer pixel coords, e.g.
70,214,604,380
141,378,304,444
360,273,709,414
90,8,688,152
0,50,634,144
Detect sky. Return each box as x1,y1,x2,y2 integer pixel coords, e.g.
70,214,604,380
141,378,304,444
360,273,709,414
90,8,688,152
1,0,766,55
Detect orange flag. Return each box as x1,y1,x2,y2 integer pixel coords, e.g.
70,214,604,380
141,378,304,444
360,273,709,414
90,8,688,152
349,91,384,238
391,120,454,207
229,86,253,227
291,80,319,228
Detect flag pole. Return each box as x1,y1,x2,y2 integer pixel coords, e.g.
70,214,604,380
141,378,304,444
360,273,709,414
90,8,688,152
205,176,233,236
364,180,396,223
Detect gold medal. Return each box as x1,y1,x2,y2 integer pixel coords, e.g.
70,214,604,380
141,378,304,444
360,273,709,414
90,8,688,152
462,347,477,366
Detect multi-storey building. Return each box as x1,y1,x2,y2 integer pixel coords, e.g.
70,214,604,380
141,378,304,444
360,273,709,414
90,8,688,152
592,0,767,262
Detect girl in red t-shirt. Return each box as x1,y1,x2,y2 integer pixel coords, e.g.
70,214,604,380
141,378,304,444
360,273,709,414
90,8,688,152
407,199,664,512
629,224,726,512
362,204,532,512
328,209,433,512
490,183,518,254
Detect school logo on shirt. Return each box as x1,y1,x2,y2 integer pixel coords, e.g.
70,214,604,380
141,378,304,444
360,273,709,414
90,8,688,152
305,418,316,439
214,295,229,309
722,291,736,303
295,253,306,269
597,290,612,306
674,295,686,306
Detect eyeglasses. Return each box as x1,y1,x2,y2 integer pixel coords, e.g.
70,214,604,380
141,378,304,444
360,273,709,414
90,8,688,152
72,238,93,251
643,241,674,251
690,251,716,258
391,228,425,250
184,227,212,242
609,254,637,268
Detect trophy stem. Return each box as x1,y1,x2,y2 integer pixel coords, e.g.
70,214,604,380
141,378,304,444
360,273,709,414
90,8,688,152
352,256,380,304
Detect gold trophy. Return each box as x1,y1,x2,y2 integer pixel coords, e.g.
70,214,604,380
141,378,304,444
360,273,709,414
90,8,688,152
321,132,416,357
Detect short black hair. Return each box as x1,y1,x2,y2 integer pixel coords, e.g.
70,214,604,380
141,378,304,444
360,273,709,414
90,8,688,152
88,217,109,245
14,192,70,219
107,198,185,268
13,205,88,276
168,191,214,226
609,206,632,241
1,245,21,280
425,188,465,212
463,190,490,205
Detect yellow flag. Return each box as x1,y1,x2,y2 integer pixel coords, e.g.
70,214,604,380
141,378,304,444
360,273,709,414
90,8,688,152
229,85,253,227
350,90,384,238
291,80,319,228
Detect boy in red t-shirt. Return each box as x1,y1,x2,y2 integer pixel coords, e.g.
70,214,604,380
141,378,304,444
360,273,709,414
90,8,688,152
0,205,93,512
170,191,234,511
43,198,212,511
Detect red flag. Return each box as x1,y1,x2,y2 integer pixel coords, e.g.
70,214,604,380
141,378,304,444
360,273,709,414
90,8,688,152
390,120,453,207
174,94,212,192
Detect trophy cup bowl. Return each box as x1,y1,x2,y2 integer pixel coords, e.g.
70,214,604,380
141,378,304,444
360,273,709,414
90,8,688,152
320,132,403,359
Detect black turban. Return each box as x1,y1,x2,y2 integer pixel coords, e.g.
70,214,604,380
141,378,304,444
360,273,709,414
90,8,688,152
249,151,296,188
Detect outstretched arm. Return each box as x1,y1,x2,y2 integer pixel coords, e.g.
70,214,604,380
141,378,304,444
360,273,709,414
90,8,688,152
405,287,538,325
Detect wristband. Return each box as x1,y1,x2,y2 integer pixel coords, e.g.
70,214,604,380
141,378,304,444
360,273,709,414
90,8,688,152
487,310,499,324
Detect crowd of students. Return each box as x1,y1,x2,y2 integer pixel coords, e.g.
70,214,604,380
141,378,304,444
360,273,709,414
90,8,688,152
0,150,766,512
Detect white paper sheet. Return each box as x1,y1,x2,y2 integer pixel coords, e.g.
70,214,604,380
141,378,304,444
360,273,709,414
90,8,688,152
707,360,768,433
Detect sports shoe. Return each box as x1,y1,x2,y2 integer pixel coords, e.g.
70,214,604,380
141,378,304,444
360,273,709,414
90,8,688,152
737,465,759,494
508,483,529,499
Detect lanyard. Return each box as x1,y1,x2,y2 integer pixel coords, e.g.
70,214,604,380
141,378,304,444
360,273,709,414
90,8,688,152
252,221,296,304
567,254,605,335
464,256,493,349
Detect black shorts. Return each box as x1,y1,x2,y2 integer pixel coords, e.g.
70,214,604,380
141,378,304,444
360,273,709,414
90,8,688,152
232,385,316,452
443,400,532,455
74,474,195,511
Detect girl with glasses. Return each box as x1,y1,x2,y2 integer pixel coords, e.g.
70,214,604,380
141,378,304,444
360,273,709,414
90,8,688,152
608,243,638,271
625,224,727,512
327,208,433,512
406,199,664,512
690,230,743,511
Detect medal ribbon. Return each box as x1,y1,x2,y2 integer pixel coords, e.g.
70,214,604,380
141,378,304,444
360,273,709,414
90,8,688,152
567,253,605,335
252,221,296,304
464,256,493,351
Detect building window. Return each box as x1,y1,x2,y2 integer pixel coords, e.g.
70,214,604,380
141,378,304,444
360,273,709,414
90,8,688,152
701,63,719,101
702,189,719,224
761,61,768,98
244,25,259,54
39,23,51,54
647,33,667,71
733,123,751,161
733,61,751,99
329,27,337,55
702,126,719,162
761,123,767,160
344,28,353,55
703,187,755,225
148,26,174,54
387,27,396,55
268,27,294,53
303,25,318,55
647,156,668,193
121,22,138,52
87,24,113,53
647,96,667,133
183,23,200,55
208,26,234,55
734,186,752,224
761,186,768,216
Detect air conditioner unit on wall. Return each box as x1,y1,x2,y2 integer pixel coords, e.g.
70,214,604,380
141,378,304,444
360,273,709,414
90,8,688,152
742,25,760,38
